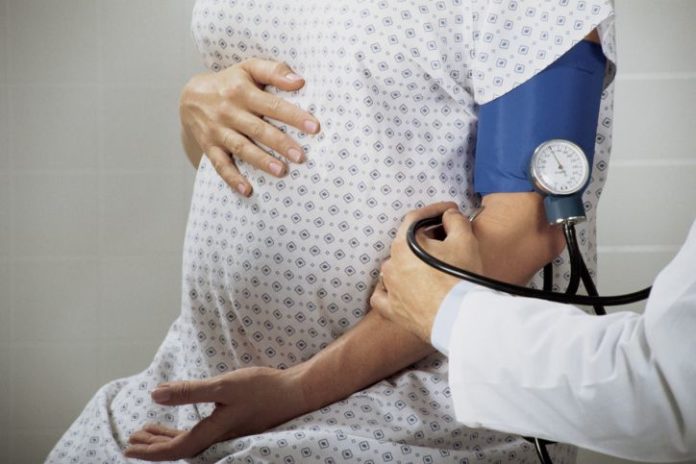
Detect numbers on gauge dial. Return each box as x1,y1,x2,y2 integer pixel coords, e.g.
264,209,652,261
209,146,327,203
531,141,590,195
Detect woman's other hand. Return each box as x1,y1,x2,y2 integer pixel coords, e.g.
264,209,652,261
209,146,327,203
180,58,321,196
124,366,308,461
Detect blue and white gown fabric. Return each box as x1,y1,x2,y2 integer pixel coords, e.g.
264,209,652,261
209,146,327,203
47,1,617,463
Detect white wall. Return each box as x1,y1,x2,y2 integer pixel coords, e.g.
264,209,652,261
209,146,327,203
0,1,694,463
580,2,696,462
0,0,201,461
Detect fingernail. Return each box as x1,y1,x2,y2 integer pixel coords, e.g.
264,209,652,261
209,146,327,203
303,120,319,133
269,161,285,177
285,72,304,82
151,388,171,402
287,148,304,163
236,183,250,196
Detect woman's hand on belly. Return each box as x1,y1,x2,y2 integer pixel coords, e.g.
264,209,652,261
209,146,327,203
180,58,321,196
124,365,308,461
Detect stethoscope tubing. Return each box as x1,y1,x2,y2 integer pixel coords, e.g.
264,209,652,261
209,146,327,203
406,215,652,307
408,214,650,464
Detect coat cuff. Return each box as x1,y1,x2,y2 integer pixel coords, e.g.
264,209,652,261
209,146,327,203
430,281,480,355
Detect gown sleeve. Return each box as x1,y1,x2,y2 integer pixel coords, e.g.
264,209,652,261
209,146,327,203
466,0,617,105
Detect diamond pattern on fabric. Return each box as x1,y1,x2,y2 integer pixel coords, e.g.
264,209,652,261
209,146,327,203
47,1,616,462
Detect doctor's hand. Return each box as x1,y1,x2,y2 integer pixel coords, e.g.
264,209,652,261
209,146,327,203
370,203,483,343
124,366,308,461
180,58,321,196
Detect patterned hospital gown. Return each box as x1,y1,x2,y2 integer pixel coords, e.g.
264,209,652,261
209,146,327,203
47,1,617,463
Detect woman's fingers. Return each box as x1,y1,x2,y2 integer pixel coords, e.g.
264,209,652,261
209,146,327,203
124,440,181,461
124,412,227,461
245,85,320,135
217,128,287,178
206,146,252,197
150,378,222,406
174,412,230,457
127,430,171,445
143,423,183,439
240,58,306,91
237,58,321,134
182,59,321,196
224,110,306,163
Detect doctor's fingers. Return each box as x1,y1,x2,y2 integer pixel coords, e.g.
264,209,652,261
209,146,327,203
396,202,459,241
369,285,391,318
378,258,404,295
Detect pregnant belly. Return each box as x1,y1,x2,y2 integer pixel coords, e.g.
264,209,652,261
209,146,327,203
179,84,473,367
180,155,389,367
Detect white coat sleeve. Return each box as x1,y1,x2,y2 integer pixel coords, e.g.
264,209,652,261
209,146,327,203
445,220,696,462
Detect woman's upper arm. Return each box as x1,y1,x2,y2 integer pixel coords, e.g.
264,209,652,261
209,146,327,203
584,29,601,44
470,30,605,275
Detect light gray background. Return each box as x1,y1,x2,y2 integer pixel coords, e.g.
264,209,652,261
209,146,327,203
0,1,694,463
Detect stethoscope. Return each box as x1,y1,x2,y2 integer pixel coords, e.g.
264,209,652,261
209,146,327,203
406,139,653,464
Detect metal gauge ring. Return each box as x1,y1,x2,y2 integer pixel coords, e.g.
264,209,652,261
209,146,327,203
530,139,590,196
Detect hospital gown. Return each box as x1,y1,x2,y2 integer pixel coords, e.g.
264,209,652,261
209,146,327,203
47,1,617,462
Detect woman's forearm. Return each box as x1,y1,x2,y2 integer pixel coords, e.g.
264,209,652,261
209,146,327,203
297,309,434,411
295,192,564,410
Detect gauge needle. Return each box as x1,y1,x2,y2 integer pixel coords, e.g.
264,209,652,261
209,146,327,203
552,150,566,173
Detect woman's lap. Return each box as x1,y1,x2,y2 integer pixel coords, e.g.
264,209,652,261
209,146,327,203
46,335,577,463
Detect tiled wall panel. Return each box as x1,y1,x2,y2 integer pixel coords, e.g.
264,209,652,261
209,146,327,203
597,165,696,246
615,0,696,74
613,78,696,161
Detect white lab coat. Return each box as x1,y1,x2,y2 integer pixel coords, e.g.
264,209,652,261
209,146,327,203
432,220,696,462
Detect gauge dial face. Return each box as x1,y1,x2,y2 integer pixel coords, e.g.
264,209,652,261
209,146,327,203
530,140,590,196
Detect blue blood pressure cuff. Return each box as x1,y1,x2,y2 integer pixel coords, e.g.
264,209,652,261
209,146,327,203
474,41,607,196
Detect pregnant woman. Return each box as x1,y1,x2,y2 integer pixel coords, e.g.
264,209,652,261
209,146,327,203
47,1,617,462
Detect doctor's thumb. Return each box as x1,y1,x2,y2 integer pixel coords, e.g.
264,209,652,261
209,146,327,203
151,379,218,406
441,208,472,238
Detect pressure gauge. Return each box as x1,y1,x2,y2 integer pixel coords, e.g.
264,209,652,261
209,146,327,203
529,140,590,196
